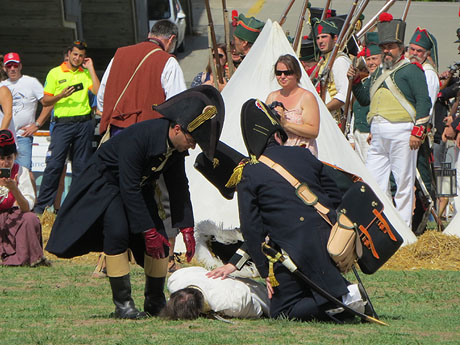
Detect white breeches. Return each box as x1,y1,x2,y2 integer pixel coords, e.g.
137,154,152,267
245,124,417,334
366,118,418,227
353,130,370,164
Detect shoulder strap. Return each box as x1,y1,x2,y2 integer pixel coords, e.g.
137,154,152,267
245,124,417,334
369,59,408,98
258,155,332,225
112,48,162,112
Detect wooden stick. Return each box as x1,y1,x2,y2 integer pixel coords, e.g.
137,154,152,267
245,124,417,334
293,0,310,52
320,0,332,21
279,0,296,27
356,0,396,39
222,0,235,78
341,56,356,134
401,0,412,21
205,0,224,84
339,0,370,52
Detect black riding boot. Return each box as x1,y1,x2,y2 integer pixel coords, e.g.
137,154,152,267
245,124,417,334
144,276,166,316
109,274,147,319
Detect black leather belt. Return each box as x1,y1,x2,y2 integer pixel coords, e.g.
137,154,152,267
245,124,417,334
54,114,91,124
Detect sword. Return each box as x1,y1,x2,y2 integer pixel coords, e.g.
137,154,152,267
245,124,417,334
261,243,388,326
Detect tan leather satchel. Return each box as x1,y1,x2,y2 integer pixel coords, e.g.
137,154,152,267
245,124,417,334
258,155,361,273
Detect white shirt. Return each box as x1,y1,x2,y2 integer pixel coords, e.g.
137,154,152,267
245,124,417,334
97,56,186,112
0,75,43,135
328,54,352,104
167,267,270,318
422,62,440,117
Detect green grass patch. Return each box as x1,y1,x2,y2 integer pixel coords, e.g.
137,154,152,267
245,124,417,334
1,263,459,344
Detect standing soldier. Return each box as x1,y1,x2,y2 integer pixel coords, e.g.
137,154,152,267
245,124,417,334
232,14,264,59
348,13,432,227
313,19,352,122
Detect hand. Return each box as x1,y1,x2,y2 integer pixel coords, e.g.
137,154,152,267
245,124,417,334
347,65,357,79
366,133,372,145
20,124,38,137
206,263,237,280
143,228,170,259
59,86,75,99
82,57,94,69
409,135,422,150
444,115,454,126
443,125,456,140
265,277,274,299
180,227,195,262
0,177,18,191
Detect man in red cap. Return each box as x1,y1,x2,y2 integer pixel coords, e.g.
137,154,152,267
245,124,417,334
1,53,53,175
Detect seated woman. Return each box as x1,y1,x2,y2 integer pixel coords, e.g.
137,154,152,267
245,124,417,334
162,266,269,320
191,43,228,91
266,54,320,157
0,130,46,266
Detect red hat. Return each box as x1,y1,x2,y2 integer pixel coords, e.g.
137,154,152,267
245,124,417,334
4,52,20,65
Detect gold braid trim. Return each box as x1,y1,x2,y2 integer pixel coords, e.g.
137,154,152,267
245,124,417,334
267,252,282,287
187,105,217,132
225,159,248,188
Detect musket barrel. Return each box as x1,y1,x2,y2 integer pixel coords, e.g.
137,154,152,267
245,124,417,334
279,0,296,27
205,0,224,84
356,0,396,39
293,0,310,52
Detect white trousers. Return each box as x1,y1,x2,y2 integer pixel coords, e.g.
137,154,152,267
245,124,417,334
353,130,370,164
366,118,418,227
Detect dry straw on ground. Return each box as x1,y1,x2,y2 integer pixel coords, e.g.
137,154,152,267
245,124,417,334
41,212,460,270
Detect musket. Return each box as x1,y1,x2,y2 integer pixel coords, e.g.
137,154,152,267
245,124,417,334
341,57,356,134
279,0,296,27
320,0,332,21
261,243,387,326
293,0,310,53
319,0,358,101
339,0,370,52
401,0,412,21
222,0,235,78
207,27,220,89
205,0,224,84
357,0,396,39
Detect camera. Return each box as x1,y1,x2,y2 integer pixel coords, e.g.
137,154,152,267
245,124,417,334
0,168,11,178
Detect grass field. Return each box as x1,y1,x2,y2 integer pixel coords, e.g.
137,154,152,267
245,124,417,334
1,263,459,345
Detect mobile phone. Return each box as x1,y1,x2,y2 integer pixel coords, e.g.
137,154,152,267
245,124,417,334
71,82,84,92
0,168,11,178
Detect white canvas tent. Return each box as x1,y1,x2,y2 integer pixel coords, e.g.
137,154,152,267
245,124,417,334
444,211,460,237
185,20,417,245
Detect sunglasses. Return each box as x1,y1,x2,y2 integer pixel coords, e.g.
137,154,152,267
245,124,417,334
73,40,87,48
218,53,225,58
5,63,19,69
275,69,294,77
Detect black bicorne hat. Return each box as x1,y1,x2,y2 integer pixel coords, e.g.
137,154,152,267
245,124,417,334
153,85,225,160
240,99,287,160
0,129,17,157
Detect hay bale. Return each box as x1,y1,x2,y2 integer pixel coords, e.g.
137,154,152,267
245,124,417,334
382,231,460,270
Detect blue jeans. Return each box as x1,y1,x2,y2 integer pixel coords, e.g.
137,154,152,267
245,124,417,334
15,136,33,170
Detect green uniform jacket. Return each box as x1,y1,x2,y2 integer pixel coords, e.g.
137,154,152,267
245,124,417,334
352,62,432,126
352,77,371,133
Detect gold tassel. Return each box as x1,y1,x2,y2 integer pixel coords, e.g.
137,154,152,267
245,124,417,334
249,154,258,164
225,159,249,188
212,158,219,168
268,261,279,287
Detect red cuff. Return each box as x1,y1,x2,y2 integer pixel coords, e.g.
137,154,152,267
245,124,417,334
352,75,362,85
411,125,425,139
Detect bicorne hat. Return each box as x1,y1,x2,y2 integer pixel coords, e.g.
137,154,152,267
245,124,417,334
240,99,287,160
153,85,225,160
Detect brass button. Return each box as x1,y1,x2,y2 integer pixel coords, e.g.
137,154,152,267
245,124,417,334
151,167,157,171
300,217,304,221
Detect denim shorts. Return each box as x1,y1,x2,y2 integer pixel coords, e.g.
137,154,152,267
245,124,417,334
15,135,33,170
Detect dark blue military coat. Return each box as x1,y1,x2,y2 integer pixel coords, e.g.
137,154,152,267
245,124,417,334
237,144,348,317
46,118,194,262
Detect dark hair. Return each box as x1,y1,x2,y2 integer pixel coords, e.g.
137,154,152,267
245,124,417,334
0,129,17,156
0,55,7,81
161,288,204,320
206,43,227,74
150,19,178,39
69,41,87,53
275,54,302,83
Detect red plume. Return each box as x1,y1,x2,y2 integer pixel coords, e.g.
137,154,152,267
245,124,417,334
232,10,238,27
379,12,393,22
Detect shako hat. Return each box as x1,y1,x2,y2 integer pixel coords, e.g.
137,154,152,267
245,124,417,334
0,129,17,156
233,14,265,44
241,99,287,160
153,85,225,160
377,12,406,45
300,37,316,62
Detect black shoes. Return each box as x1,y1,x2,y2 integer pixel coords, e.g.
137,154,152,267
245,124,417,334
144,276,166,316
109,275,147,319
